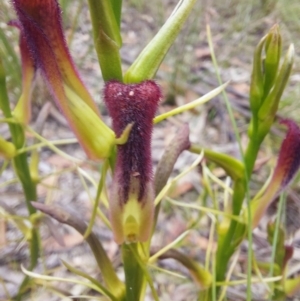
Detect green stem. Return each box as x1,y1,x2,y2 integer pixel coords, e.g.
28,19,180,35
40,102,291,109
13,153,37,214
215,179,246,280
122,243,144,301
214,129,264,297
86,233,125,298
214,129,265,298
244,136,261,179
87,0,123,82
0,58,39,299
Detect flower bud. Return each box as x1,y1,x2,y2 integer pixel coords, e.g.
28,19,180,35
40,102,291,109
258,44,294,140
264,24,282,96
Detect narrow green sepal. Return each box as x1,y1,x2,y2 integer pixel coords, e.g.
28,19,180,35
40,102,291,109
189,144,244,180
158,249,212,289
124,0,196,83
63,85,115,160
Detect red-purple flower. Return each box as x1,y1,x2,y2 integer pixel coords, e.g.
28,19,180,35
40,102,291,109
11,0,115,160
11,0,165,244
273,120,300,188
104,80,161,244
252,119,300,228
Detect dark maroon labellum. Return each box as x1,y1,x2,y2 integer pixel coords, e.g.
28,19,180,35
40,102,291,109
276,119,300,188
104,80,161,206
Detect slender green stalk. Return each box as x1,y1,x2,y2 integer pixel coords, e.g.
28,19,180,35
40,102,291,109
122,243,144,301
87,0,123,81
0,59,36,214
0,57,39,299
212,247,216,301
129,245,159,301
244,117,261,179
110,0,122,28
83,159,109,239
269,192,286,295
215,180,246,280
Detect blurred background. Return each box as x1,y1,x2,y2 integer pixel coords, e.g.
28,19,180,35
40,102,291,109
1,0,300,300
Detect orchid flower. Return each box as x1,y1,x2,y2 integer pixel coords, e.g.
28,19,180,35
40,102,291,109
252,119,300,228
12,0,115,160
11,0,160,244
11,0,223,245
104,80,161,243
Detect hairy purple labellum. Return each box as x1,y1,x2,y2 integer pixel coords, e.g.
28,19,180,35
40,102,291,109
104,80,161,243
252,119,300,228
104,80,161,204
275,119,300,188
